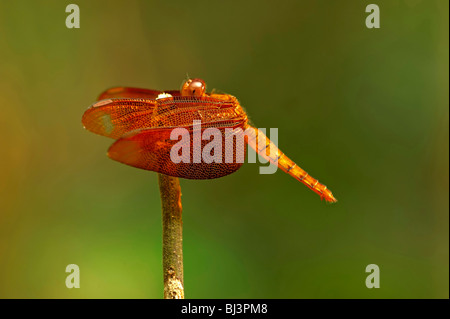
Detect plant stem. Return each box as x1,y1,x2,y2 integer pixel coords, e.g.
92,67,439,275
158,173,184,299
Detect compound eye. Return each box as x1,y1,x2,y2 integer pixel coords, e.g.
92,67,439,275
181,78,206,96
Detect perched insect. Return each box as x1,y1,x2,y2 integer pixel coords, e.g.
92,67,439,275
82,78,337,202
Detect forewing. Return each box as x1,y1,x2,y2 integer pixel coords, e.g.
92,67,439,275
82,98,158,139
83,87,182,139
98,87,180,100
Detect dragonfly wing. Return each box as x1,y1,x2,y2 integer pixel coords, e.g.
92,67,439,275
83,93,237,139
107,124,247,179
82,98,160,139
83,88,181,139
98,87,180,100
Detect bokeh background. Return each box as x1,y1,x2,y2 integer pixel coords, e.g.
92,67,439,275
0,0,448,298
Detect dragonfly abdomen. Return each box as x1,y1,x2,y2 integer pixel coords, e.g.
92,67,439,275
245,125,337,203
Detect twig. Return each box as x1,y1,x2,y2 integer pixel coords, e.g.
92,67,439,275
158,173,184,299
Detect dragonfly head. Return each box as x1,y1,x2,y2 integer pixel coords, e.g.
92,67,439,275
181,78,206,97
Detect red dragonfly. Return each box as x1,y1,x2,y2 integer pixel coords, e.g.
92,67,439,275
82,78,337,203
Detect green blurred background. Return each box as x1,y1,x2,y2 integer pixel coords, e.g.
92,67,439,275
0,0,448,298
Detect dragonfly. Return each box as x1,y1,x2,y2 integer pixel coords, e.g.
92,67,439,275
82,78,337,203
